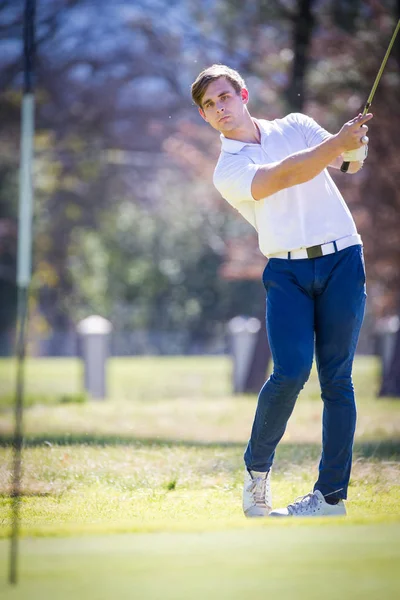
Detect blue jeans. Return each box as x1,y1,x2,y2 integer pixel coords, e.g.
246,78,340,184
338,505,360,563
244,245,367,500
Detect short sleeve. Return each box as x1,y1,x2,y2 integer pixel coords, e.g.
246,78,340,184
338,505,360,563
213,155,260,207
288,113,331,148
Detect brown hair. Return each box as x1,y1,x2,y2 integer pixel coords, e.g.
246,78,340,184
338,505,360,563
191,64,246,108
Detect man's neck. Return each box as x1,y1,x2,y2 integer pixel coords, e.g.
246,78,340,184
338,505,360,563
223,115,261,144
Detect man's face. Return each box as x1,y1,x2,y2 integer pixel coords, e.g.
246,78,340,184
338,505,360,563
199,77,249,134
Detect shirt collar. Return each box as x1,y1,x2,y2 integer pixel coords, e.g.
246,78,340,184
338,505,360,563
219,119,268,154
219,136,250,154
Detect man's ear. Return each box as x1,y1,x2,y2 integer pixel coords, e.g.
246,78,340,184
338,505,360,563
198,107,208,122
241,88,249,104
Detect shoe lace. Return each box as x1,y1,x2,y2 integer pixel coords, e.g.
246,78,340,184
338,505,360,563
249,477,267,507
287,492,319,515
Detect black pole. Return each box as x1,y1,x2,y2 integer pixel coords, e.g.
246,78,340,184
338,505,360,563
9,0,36,585
9,289,29,584
23,0,36,95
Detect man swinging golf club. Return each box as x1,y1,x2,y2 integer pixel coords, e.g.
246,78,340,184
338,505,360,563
191,64,371,517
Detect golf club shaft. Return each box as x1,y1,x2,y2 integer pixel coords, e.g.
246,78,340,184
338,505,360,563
340,18,400,173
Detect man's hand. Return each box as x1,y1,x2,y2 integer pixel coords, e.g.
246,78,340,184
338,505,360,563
329,154,365,174
343,145,368,162
336,113,373,153
346,161,364,174
328,113,372,173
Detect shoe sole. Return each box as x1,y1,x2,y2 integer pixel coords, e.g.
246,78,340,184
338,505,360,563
244,507,271,518
269,511,347,518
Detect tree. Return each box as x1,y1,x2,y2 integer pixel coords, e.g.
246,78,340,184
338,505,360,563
0,0,202,348
285,0,316,111
2,0,399,372
178,0,318,390
0,160,18,354
67,178,266,352
315,1,400,396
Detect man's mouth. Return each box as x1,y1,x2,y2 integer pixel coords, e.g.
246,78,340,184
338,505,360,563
219,116,230,123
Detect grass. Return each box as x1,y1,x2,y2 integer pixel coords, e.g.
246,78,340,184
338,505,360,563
0,441,399,538
1,524,400,599
0,356,398,443
0,355,399,597
0,356,230,406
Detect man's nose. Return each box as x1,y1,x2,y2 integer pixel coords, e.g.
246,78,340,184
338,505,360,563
216,104,224,113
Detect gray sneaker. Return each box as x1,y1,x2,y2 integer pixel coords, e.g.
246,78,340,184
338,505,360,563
270,490,346,517
243,469,272,517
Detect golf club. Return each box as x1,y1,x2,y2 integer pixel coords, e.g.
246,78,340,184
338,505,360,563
341,18,400,173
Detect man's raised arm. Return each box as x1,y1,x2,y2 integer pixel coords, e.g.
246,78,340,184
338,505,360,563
251,113,372,201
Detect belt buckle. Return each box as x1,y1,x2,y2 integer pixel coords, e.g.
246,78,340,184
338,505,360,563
306,244,323,259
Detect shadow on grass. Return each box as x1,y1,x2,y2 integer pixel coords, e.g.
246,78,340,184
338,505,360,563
0,433,399,461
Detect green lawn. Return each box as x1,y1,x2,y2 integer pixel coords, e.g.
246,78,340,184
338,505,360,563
0,355,398,444
1,524,400,599
0,356,399,597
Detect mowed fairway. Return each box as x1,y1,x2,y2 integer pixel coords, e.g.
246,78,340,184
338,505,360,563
0,524,399,599
0,356,399,598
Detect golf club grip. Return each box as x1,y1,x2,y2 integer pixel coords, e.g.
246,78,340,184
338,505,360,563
341,107,368,173
340,160,350,173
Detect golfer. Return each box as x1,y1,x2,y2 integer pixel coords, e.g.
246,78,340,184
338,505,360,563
191,64,372,517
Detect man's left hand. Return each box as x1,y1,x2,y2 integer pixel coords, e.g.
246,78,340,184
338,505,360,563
342,143,368,162
346,160,364,174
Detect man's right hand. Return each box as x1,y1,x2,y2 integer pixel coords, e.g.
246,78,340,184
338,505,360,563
336,113,373,152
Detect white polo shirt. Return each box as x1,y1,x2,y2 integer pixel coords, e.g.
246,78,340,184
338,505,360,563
213,113,358,257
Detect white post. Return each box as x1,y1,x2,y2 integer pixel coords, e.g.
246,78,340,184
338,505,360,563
227,316,261,393
77,315,113,399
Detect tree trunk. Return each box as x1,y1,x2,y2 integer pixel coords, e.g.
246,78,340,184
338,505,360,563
285,0,316,111
0,279,17,356
379,321,400,398
243,311,271,394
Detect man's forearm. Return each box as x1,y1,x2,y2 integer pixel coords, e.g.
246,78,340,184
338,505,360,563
251,134,344,201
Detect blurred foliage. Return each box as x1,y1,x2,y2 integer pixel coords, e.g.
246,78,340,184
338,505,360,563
67,181,264,340
0,0,399,354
